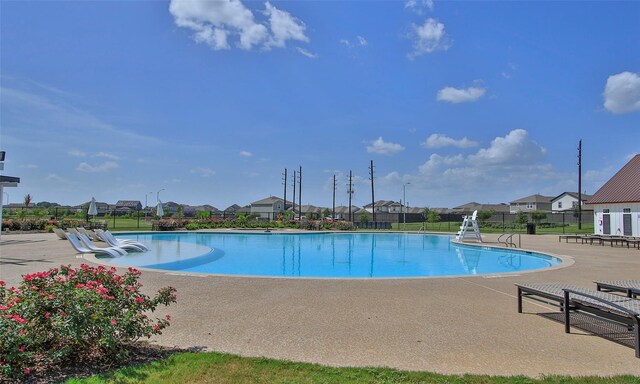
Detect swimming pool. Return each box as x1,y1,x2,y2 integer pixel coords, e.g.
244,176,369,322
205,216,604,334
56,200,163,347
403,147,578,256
102,232,561,278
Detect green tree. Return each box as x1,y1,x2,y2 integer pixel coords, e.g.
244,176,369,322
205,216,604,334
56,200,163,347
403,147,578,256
477,210,495,225
515,211,529,228
23,194,32,208
427,210,441,227
358,211,370,224
530,211,547,224
322,208,331,218
283,211,294,220
196,210,210,219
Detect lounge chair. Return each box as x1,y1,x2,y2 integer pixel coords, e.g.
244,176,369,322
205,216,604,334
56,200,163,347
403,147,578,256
95,230,149,251
65,233,123,257
96,231,147,252
77,227,102,242
595,280,640,298
76,232,127,256
53,228,67,240
516,282,640,358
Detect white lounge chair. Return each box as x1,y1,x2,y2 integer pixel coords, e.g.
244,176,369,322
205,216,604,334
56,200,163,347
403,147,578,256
76,232,127,256
53,228,67,240
66,233,123,257
96,230,149,251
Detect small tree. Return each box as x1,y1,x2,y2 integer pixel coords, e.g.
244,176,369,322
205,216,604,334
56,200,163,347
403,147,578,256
359,211,370,224
23,194,32,209
530,211,547,224
322,208,331,219
477,210,495,225
427,210,441,228
515,211,529,228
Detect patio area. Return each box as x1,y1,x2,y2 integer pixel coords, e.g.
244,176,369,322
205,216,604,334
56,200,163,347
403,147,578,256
1,231,639,377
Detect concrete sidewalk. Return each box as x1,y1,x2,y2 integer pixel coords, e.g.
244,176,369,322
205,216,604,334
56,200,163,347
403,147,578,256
1,232,639,377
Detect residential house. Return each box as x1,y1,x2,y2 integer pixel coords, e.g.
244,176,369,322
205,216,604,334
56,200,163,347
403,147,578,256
161,201,182,216
250,196,291,220
115,200,142,212
452,202,510,214
509,194,553,213
223,204,242,217
363,200,404,213
586,154,640,236
77,201,110,216
333,205,361,220
551,192,592,213
183,204,219,217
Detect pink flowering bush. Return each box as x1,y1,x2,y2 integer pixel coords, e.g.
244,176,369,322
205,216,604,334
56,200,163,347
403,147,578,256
0,264,177,380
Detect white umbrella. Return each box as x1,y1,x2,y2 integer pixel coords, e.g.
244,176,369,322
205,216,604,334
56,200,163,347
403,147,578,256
88,197,98,222
156,199,164,219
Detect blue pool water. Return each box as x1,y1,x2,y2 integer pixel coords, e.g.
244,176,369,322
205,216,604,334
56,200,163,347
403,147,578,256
103,232,561,278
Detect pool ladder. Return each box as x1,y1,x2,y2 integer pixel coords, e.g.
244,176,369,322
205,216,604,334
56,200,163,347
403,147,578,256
498,233,521,248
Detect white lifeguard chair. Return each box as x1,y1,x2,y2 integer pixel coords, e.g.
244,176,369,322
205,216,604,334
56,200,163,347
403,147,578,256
455,210,482,242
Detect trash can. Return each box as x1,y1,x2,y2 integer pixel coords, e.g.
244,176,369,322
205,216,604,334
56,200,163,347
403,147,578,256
526,223,536,234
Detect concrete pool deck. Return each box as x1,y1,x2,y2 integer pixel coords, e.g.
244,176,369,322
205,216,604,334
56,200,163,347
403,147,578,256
1,231,639,377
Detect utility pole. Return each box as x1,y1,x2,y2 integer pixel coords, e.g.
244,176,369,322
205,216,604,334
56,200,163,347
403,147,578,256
282,168,287,217
292,170,297,218
347,170,354,222
369,160,375,223
332,174,336,219
578,139,582,230
299,165,302,218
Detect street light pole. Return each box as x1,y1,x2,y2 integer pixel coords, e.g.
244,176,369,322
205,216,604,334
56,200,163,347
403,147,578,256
403,182,410,231
157,188,165,204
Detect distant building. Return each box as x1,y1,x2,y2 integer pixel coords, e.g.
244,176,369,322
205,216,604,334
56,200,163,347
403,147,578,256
115,200,142,212
250,196,291,220
551,192,592,213
452,202,510,214
509,194,553,213
587,154,640,236
362,200,404,213
183,205,219,217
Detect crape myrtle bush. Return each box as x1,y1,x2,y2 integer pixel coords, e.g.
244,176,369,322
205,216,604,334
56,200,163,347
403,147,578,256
0,264,177,380
1,218,87,232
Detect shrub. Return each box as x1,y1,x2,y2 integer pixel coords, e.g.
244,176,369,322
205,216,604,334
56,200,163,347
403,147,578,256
0,264,177,380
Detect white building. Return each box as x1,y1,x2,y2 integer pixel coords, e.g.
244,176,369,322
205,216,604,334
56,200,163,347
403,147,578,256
551,192,592,213
586,154,640,237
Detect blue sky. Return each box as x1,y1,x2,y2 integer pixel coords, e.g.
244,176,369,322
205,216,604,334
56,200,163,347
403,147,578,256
1,0,639,210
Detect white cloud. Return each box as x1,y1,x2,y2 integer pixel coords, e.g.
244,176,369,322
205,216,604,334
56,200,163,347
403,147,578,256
264,2,308,48
169,0,309,52
190,167,216,177
239,150,253,157
437,86,486,103
469,129,546,166
408,18,451,59
76,161,119,173
366,137,405,156
405,0,434,12
68,149,86,157
603,71,640,114
422,134,478,149
296,47,318,59
45,173,65,182
340,36,368,49
418,154,464,175
94,152,120,160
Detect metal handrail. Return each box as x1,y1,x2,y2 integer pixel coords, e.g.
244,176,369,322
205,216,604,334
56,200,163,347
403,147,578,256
498,233,521,248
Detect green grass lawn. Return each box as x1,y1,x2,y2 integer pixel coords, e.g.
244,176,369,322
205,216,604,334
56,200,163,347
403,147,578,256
101,217,153,231
391,222,594,235
65,351,638,384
